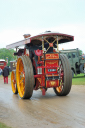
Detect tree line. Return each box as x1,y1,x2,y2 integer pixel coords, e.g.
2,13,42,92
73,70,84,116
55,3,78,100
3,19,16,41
0,48,16,66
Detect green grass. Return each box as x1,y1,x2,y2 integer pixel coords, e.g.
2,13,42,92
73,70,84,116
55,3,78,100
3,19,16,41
0,122,11,128
72,73,85,85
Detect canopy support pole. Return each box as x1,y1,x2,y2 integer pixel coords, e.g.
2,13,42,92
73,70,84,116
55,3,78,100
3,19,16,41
42,36,44,53
57,36,59,52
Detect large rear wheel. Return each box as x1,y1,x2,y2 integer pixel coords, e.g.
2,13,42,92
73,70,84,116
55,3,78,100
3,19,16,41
11,70,18,94
53,54,72,96
16,56,34,99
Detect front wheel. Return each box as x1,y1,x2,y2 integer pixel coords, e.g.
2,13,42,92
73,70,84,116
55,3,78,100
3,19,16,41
53,54,72,96
80,64,84,73
11,70,18,94
16,56,34,99
72,69,74,78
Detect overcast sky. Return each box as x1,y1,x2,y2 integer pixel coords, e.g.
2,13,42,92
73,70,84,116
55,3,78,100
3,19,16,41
0,0,85,52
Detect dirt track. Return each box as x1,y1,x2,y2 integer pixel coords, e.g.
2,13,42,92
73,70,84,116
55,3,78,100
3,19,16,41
0,77,85,128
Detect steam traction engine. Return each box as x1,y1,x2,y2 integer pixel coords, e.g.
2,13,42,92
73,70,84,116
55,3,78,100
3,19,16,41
6,31,74,99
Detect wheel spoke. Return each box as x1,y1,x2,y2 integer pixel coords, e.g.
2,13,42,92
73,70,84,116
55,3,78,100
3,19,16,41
57,60,64,92
18,60,25,97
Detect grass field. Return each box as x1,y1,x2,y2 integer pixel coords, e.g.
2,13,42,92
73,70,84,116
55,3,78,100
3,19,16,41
72,73,85,85
0,122,11,128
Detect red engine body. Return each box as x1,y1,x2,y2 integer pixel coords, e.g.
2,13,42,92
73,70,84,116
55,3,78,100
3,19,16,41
33,50,61,95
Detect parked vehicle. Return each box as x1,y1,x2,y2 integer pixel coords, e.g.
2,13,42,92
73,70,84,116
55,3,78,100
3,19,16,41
0,59,7,70
10,61,16,71
6,31,74,99
60,48,85,77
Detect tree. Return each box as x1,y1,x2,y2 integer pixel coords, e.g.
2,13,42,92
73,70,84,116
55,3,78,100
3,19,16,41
79,50,83,55
0,48,16,66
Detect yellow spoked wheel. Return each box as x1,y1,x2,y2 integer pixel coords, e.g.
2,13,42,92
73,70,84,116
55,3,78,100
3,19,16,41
11,70,18,94
53,54,72,96
16,56,34,99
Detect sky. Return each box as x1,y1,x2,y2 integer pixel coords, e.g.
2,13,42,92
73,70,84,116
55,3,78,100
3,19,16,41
0,0,85,53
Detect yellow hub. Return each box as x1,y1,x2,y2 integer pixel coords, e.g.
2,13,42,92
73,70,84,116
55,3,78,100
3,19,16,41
56,80,63,93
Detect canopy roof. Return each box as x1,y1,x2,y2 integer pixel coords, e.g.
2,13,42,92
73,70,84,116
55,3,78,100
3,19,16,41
6,31,74,49
0,59,5,62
